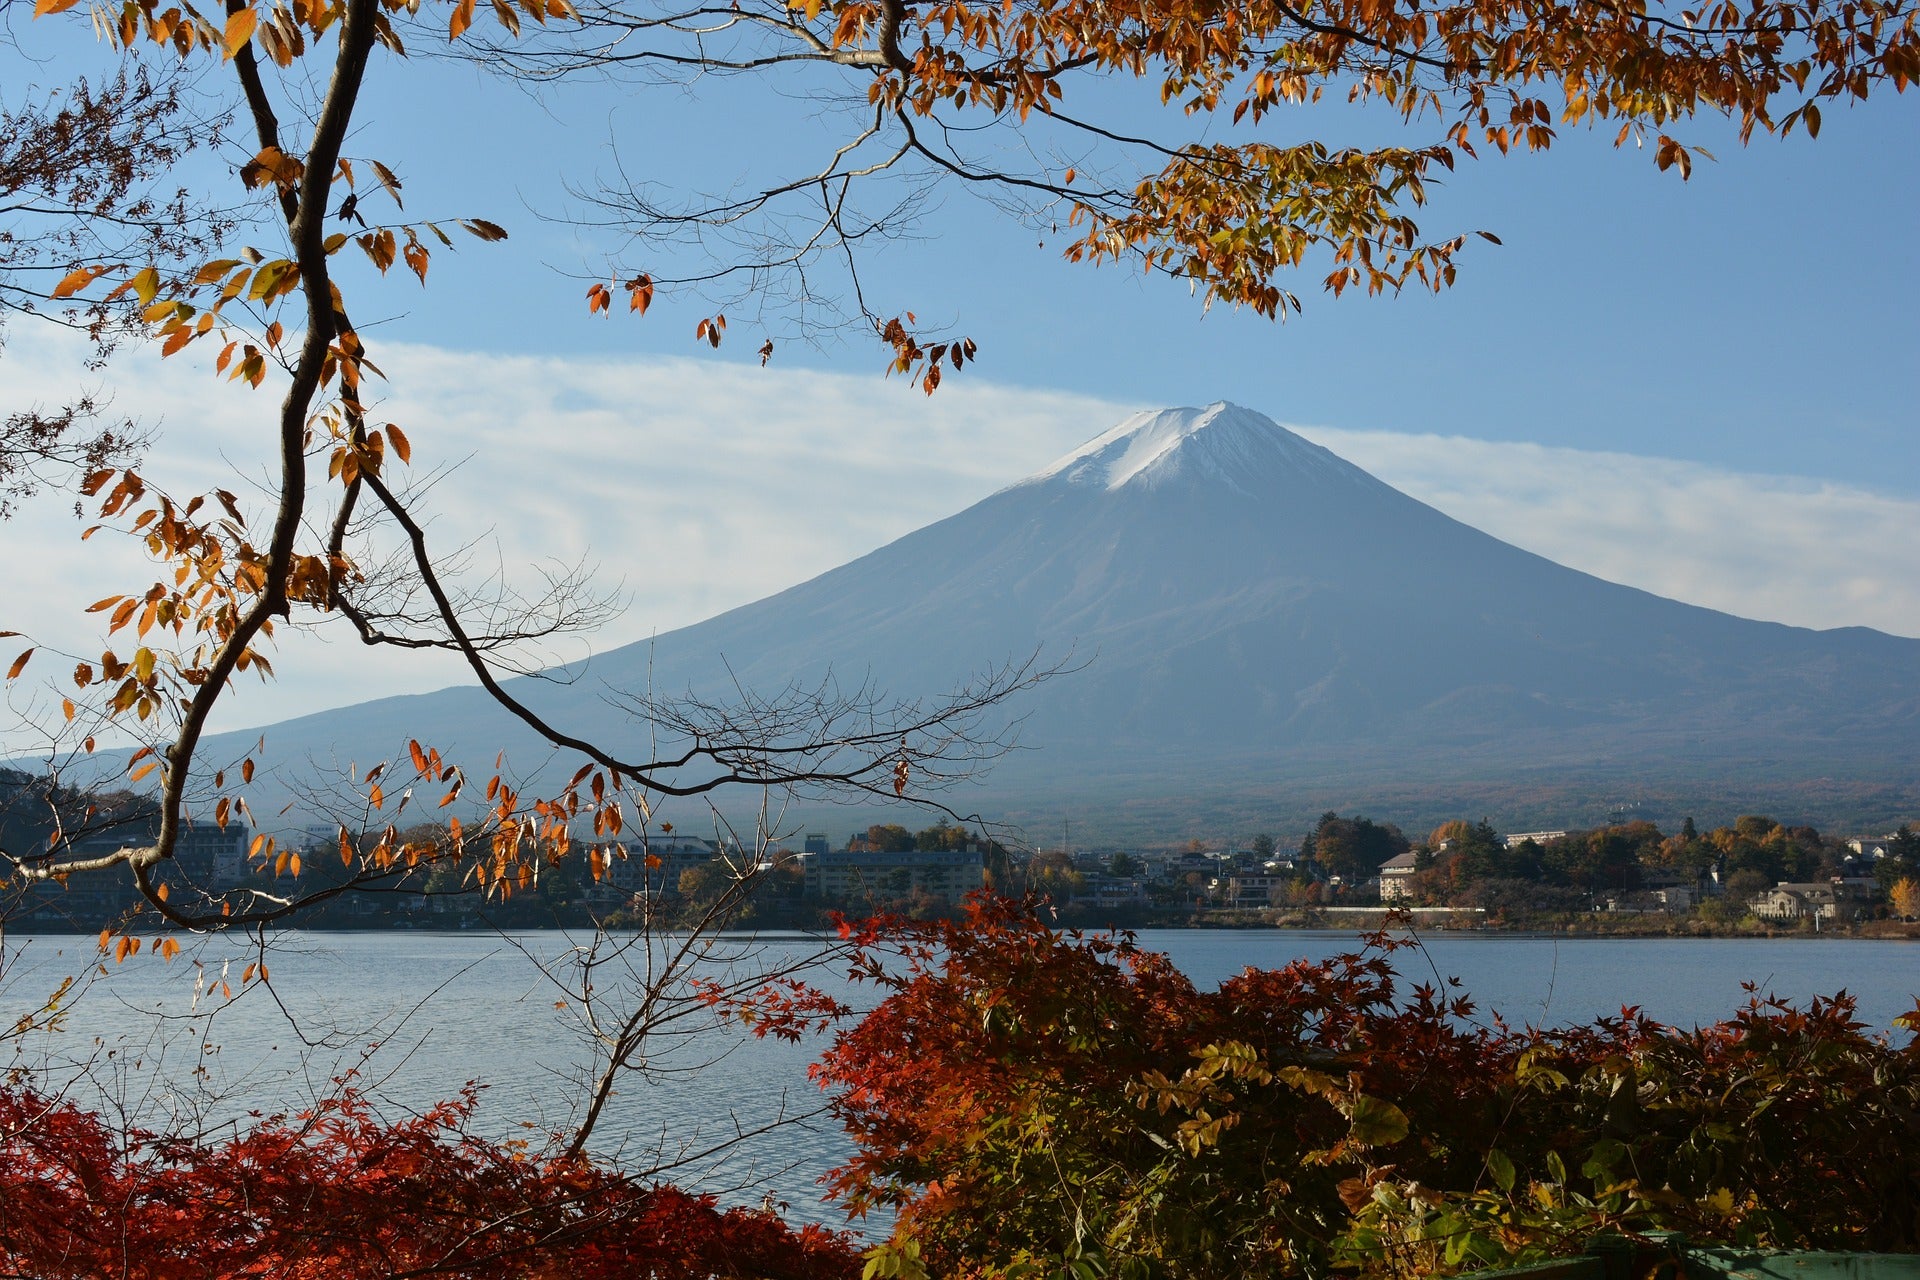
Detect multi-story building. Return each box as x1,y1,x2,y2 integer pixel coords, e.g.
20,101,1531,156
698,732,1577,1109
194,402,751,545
1222,871,1291,909
176,821,252,890
1377,850,1420,902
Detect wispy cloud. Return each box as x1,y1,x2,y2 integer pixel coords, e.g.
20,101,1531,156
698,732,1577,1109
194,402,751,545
1298,426,1920,641
3,328,1913,747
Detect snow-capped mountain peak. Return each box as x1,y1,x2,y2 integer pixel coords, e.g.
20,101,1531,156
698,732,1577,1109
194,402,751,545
1029,401,1358,494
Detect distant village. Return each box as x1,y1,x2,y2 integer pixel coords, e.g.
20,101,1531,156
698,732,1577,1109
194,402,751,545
4,766,1916,932
778,813,1919,932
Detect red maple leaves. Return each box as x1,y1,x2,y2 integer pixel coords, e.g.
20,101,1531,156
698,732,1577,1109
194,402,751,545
0,1083,858,1279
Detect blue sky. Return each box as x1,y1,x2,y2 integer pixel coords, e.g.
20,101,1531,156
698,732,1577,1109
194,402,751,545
2,15,1917,740
320,36,1919,487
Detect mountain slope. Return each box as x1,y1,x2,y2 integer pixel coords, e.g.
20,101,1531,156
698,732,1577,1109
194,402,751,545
214,403,1920,832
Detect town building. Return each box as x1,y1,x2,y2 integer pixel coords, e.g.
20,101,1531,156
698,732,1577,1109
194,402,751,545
1746,880,1873,923
1222,871,1289,909
1377,850,1420,902
175,821,252,890
1073,875,1148,908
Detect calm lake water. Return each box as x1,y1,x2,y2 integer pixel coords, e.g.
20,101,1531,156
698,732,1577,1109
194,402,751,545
3,927,1914,1232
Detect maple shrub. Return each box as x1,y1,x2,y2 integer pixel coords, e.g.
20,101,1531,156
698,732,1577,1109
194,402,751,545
798,898,1920,1280
0,1080,861,1280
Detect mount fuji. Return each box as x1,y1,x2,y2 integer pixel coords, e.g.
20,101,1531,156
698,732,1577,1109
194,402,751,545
211,403,1920,835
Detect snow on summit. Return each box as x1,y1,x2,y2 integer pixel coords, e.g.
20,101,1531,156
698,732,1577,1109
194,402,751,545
1029,401,1358,494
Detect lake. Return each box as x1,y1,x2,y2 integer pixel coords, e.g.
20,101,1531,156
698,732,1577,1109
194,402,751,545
3,927,1913,1233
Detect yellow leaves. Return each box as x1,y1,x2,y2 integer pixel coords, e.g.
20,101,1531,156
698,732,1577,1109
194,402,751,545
100,928,181,968
370,158,404,208
246,258,300,304
402,234,430,285
358,228,398,273
587,282,612,314
831,4,863,47
450,0,475,38
33,0,83,13
51,265,107,298
240,147,305,192
252,4,308,67
877,317,976,394
696,313,726,348
1654,134,1693,179
103,266,162,307
5,648,32,681
1783,101,1823,137
218,341,271,388
788,0,826,22
222,4,257,56
628,274,654,315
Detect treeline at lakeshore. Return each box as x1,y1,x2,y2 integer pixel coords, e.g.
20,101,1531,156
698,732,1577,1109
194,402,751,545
1023,812,1920,937
6,764,1917,937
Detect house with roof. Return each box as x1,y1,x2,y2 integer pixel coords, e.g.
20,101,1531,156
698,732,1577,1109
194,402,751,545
1377,850,1420,902
1746,879,1872,923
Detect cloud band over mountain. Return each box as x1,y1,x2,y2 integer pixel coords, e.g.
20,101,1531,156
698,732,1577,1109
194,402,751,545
2,330,1916,755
